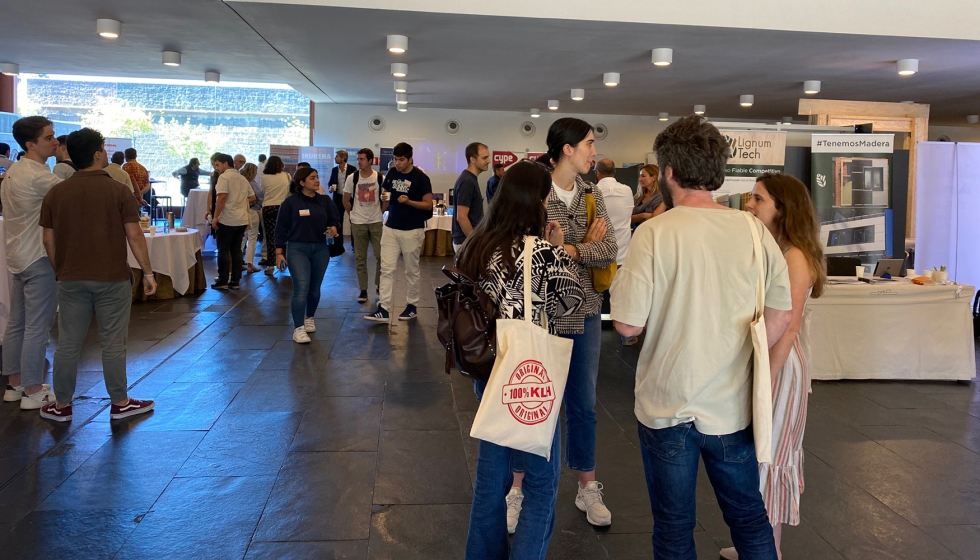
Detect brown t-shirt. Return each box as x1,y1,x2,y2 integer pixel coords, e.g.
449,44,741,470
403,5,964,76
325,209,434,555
39,169,140,282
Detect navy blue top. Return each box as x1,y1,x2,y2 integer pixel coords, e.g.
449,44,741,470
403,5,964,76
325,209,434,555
274,191,342,248
381,167,433,230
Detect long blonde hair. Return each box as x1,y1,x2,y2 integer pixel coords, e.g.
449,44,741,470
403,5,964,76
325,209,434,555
636,164,660,202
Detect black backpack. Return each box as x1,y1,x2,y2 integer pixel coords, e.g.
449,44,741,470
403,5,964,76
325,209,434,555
435,267,497,382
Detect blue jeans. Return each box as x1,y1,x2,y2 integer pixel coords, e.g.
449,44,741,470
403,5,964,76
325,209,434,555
3,257,58,387
637,422,777,560
285,242,330,328
466,380,561,560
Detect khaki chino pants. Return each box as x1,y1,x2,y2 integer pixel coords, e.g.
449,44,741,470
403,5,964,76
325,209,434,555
351,222,383,291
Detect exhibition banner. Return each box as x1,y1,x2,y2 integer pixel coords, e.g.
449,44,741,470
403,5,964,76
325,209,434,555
810,134,894,261
720,131,786,194
492,151,521,169
105,138,132,161
299,146,335,181
270,144,300,174
379,147,394,172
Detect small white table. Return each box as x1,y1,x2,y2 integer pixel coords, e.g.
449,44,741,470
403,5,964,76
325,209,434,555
127,228,203,296
804,280,976,381
184,189,212,248
425,213,453,233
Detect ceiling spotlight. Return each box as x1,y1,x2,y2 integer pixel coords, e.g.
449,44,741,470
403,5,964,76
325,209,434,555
739,95,754,107
694,105,705,115
548,100,559,110
398,106,408,112
803,80,821,94
658,112,669,122
391,63,408,77
782,117,794,124
386,35,408,54
571,89,585,101
393,81,407,93
96,18,122,39
901,100,915,104
897,58,918,76
652,48,673,66
396,93,408,105
1,63,19,76
530,108,540,118
205,71,220,83
162,51,181,67
603,72,620,87
968,115,980,124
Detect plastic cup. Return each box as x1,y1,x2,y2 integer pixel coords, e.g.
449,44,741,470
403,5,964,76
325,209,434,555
855,265,865,279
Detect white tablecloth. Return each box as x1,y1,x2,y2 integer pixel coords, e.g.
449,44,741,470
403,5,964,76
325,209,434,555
425,214,453,233
0,218,10,344
127,229,203,295
804,281,976,381
184,189,211,247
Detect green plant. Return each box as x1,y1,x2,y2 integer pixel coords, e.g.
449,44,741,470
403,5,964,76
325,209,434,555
934,266,948,272
81,97,152,138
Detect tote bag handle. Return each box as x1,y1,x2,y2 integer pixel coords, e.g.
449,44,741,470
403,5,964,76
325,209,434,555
521,236,547,331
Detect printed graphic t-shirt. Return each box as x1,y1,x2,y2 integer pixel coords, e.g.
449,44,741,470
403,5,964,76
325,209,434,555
382,167,432,231
344,170,384,225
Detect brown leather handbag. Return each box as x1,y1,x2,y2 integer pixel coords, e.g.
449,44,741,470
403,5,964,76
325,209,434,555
435,266,497,382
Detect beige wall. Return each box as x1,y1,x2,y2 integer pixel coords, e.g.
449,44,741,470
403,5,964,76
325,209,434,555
929,126,980,143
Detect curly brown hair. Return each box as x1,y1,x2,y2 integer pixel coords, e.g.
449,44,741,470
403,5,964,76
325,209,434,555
756,173,826,298
653,115,729,191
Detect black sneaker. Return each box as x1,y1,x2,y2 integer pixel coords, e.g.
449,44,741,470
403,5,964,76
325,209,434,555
258,259,269,266
364,305,390,322
228,282,241,290
357,290,368,303
211,282,229,290
398,304,418,321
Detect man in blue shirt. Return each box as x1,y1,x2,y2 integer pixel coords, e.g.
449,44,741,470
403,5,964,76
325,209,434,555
485,163,505,202
365,142,433,322
451,142,489,252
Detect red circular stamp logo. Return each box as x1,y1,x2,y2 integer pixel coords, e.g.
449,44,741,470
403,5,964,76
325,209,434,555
501,359,556,425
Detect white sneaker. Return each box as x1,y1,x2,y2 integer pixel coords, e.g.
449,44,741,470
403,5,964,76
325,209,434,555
505,487,523,534
292,326,311,344
575,481,612,526
304,317,316,333
4,384,24,402
20,384,55,410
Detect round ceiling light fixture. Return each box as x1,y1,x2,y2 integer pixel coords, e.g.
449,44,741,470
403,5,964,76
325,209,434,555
96,18,122,39
205,71,220,83
739,95,754,107
804,80,821,94
398,105,408,112
391,63,408,77
548,100,559,110
782,117,794,124
897,59,918,76
1,63,20,76
395,93,408,105
571,89,585,101
658,112,669,122
694,104,706,115
393,81,407,93
603,72,620,87
968,115,980,124
530,108,540,118
162,51,181,67
651,48,673,66
386,35,408,54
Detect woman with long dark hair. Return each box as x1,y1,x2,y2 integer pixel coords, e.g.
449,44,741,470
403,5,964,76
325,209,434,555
518,118,618,529
261,156,291,275
457,161,584,560
274,167,341,344
632,163,666,226
720,173,826,560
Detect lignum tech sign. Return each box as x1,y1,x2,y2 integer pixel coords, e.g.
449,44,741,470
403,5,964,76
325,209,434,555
720,131,786,194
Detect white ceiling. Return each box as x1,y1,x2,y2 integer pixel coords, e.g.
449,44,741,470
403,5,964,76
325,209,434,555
4,0,980,124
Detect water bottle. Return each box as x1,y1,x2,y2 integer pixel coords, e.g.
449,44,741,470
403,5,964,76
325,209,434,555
163,220,170,233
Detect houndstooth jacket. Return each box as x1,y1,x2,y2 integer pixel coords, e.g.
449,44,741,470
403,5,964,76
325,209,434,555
546,175,618,334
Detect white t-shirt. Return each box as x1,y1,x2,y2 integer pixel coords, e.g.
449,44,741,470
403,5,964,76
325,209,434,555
552,182,577,208
0,158,61,273
260,172,290,207
610,207,792,435
596,177,635,266
343,171,383,225
215,169,255,227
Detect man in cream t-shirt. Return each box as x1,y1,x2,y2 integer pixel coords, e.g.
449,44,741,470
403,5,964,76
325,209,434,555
344,148,387,303
611,115,792,560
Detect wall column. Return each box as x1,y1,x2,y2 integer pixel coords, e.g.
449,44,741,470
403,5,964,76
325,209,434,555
0,75,16,114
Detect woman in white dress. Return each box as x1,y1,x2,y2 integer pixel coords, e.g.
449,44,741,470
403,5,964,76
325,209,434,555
722,173,826,560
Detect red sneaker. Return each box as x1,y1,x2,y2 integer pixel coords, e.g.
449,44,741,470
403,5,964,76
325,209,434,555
110,398,155,420
39,403,73,423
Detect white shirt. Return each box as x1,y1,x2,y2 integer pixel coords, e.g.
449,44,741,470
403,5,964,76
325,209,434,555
53,161,75,180
344,171,383,225
104,163,134,191
215,169,255,227
610,207,792,435
0,158,61,273
596,177,635,266
552,182,577,208
261,172,290,207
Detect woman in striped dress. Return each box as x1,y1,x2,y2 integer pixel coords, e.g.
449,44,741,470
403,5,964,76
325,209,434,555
722,173,826,560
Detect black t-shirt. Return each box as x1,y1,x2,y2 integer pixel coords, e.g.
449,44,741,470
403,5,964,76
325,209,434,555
382,167,433,230
452,170,484,243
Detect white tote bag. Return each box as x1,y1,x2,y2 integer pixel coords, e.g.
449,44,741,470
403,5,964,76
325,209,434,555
743,212,774,463
470,237,574,460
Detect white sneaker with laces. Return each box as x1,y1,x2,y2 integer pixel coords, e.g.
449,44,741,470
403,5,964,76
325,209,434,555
304,317,316,333
20,384,55,410
292,326,311,344
4,384,24,402
575,481,612,526
505,487,524,534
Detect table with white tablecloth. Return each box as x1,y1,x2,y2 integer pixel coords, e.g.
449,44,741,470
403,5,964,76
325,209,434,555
183,189,215,251
803,281,976,381
127,228,205,299
423,213,454,257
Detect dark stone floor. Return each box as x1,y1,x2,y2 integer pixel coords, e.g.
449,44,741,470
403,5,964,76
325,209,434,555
2,247,980,559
